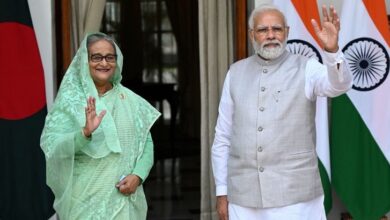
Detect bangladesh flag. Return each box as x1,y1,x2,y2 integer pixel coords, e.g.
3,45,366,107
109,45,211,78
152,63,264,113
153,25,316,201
0,0,54,219
331,0,390,219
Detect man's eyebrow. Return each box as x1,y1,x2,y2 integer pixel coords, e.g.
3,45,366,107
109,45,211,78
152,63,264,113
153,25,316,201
255,24,284,27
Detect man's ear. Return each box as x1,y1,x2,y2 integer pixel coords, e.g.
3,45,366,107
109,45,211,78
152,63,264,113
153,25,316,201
249,29,254,42
285,26,290,39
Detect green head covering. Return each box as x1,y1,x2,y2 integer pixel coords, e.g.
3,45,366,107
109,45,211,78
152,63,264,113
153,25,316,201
43,32,124,158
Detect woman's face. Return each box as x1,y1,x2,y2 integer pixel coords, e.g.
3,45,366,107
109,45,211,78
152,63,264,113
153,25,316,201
88,40,117,85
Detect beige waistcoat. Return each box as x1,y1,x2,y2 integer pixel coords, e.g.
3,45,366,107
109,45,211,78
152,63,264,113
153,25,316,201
227,51,323,208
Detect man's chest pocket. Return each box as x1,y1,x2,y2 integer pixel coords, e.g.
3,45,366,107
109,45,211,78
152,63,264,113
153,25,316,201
273,86,307,120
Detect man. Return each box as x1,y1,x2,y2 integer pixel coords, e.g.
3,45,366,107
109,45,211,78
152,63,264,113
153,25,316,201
211,4,352,220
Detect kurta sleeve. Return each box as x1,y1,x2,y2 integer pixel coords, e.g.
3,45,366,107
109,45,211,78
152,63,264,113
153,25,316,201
304,50,353,100
132,132,154,182
212,72,233,196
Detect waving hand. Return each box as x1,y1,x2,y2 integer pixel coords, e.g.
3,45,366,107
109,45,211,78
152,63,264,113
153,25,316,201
311,5,340,53
82,96,106,137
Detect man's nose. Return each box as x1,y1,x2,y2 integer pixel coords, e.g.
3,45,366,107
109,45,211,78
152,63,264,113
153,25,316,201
266,29,275,39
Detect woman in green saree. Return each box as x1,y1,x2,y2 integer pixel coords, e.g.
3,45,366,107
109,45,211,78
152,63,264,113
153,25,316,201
41,33,160,219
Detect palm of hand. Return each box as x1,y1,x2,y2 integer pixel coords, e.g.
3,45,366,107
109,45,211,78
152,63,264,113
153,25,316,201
318,22,338,52
85,111,104,132
84,96,106,136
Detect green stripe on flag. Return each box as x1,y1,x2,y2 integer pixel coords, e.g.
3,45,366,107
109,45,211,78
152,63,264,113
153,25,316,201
331,94,390,220
318,159,332,214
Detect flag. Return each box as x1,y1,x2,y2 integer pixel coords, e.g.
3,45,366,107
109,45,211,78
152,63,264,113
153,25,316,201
272,0,332,213
331,0,390,219
0,0,54,218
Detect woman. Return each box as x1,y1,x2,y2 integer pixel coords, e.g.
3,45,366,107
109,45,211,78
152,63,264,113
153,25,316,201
41,33,160,219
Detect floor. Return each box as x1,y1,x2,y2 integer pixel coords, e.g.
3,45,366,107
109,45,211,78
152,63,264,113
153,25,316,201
144,137,201,220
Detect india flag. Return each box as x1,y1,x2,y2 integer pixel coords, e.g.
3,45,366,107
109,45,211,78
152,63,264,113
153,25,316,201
331,0,390,219
272,0,332,213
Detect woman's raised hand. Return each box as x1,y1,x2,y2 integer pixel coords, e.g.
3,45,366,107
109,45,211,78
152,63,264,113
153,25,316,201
82,96,106,137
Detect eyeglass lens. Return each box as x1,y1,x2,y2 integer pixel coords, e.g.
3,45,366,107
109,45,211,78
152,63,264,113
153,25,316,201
90,54,117,63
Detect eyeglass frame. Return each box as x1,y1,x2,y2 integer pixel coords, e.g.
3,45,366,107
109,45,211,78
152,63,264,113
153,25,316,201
89,53,117,63
251,25,289,36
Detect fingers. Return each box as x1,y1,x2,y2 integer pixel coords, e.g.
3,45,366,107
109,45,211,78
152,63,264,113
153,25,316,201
322,5,329,22
89,97,96,113
322,5,340,30
323,5,336,23
91,96,96,109
311,19,321,34
84,96,106,135
329,5,336,21
328,5,340,29
115,177,125,188
115,178,127,192
85,97,96,116
116,175,138,195
85,97,106,118
117,184,130,195
118,184,131,195
118,183,136,195
331,6,340,31
98,110,106,119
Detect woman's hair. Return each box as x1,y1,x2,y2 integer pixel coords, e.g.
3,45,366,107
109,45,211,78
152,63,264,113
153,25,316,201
248,4,287,30
86,33,117,54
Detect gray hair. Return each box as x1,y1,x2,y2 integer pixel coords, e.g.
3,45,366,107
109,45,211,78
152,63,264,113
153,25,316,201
86,33,117,54
248,4,287,30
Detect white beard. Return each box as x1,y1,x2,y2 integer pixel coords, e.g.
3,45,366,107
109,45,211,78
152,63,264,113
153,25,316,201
253,39,286,60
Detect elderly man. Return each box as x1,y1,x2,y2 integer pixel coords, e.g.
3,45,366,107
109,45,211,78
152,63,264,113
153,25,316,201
211,4,352,220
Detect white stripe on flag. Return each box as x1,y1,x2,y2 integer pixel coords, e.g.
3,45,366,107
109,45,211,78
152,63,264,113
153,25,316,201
28,0,56,110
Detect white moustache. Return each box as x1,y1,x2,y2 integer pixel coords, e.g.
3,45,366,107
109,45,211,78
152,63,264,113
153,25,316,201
262,40,282,47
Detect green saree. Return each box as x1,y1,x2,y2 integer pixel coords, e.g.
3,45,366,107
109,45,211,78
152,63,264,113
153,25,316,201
40,33,160,219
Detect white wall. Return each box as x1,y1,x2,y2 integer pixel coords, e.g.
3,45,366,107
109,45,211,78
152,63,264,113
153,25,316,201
387,0,390,13
28,0,56,110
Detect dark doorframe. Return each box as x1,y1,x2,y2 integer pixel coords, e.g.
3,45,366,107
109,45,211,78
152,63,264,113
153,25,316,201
235,0,247,61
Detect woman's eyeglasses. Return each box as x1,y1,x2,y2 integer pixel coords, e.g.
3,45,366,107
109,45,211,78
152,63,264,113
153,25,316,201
89,54,117,63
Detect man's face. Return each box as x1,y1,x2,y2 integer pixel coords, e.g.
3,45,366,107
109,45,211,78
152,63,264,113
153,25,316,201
250,10,289,60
